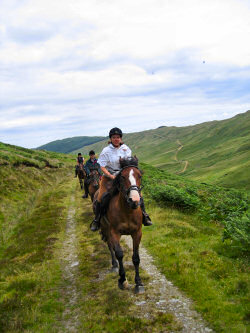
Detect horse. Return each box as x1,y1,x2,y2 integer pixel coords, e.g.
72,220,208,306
93,156,144,293
77,164,86,190
87,169,100,201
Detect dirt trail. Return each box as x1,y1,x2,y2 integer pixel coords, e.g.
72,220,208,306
123,236,213,333
175,140,189,174
56,185,212,332
59,195,80,333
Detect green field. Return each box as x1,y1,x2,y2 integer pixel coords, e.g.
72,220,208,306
77,110,250,190
0,141,249,332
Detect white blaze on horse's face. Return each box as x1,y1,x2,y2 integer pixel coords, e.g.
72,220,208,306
129,169,140,203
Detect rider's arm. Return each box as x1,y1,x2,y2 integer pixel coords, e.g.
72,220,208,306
97,163,102,176
101,166,115,180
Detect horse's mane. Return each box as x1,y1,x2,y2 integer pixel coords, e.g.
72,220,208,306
119,156,138,168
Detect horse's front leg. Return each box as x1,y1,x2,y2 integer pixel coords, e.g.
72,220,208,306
107,241,118,272
132,231,144,293
111,231,128,289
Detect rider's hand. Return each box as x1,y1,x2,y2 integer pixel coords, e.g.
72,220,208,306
109,174,116,180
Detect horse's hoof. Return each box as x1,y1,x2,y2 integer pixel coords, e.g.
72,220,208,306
118,279,129,290
134,285,145,294
111,266,119,273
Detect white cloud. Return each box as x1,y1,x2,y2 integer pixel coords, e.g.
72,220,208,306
0,0,249,147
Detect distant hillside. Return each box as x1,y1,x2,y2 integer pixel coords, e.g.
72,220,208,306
0,141,73,168
74,111,250,190
37,136,105,154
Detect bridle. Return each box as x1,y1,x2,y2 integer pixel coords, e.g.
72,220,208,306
118,165,143,208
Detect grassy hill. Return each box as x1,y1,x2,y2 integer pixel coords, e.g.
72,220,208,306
37,136,105,154
76,110,250,190
0,141,249,332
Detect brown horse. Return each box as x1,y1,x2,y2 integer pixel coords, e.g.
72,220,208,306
87,169,100,201
94,157,144,293
77,164,86,190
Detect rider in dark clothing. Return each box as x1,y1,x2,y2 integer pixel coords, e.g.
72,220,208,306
82,150,102,198
75,153,84,177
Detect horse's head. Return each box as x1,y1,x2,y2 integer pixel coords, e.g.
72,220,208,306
89,169,99,188
117,156,142,209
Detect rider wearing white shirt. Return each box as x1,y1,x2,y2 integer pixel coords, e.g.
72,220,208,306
98,143,132,175
90,127,152,231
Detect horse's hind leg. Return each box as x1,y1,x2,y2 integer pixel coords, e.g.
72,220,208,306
132,231,144,293
107,241,118,272
112,233,128,289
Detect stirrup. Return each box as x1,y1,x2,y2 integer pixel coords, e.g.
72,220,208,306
90,219,100,231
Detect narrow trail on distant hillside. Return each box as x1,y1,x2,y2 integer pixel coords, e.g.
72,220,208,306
59,194,80,333
122,236,213,333
175,140,189,174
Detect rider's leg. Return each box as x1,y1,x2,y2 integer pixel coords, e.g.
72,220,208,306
82,179,89,198
74,166,78,177
90,201,101,231
140,197,153,226
90,176,110,231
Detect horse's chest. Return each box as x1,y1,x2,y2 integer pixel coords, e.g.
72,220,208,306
117,218,140,235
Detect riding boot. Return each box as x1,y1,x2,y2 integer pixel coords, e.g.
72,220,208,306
82,181,88,198
140,198,153,226
74,169,77,177
90,201,101,231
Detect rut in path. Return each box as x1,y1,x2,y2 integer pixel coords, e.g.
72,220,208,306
59,195,80,333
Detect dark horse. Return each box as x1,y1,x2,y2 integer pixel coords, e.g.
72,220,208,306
93,156,144,293
77,164,86,190
87,169,100,201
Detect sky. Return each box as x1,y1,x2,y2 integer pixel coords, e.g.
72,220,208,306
0,0,250,148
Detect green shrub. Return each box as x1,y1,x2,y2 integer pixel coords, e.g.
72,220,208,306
149,184,201,212
223,214,250,252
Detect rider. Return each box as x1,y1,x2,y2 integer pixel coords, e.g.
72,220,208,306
75,152,84,177
90,127,153,231
82,150,102,198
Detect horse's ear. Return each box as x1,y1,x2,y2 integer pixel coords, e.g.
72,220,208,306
134,155,138,161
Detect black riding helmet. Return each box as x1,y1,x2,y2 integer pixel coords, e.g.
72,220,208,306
78,153,82,156
109,127,123,138
89,150,95,155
